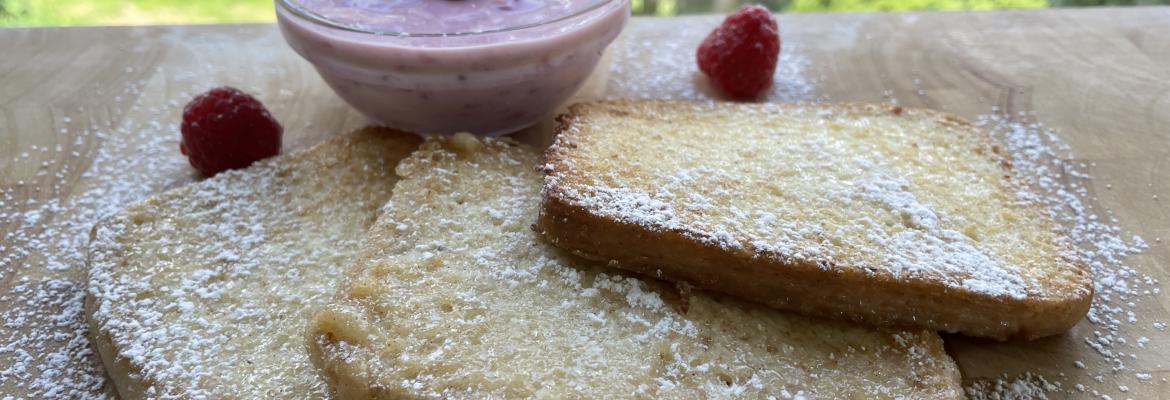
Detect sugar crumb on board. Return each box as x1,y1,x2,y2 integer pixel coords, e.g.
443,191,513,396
965,372,1059,400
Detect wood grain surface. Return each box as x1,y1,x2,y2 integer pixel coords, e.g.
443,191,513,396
2,7,1169,399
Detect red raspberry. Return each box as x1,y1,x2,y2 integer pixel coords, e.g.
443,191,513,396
696,5,781,99
180,87,282,177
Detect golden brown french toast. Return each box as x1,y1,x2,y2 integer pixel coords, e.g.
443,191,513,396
307,135,963,399
86,128,420,399
538,100,1091,340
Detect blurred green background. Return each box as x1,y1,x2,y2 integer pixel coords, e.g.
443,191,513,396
0,0,1166,26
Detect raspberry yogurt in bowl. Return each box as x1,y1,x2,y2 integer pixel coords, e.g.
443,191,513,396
276,0,629,136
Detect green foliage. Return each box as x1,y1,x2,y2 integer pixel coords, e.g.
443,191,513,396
0,0,1167,27
1050,0,1167,5
0,0,275,26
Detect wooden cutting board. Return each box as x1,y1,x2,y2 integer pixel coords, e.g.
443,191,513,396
2,8,1168,399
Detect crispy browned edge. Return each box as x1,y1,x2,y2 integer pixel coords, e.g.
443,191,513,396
84,127,423,400
537,100,1093,341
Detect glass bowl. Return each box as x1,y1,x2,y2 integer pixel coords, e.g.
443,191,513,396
276,0,630,136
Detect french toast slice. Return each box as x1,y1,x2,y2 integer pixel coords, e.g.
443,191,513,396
307,135,964,399
538,100,1092,340
85,128,420,399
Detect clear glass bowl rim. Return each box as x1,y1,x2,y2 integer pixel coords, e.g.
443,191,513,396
276,0,618,37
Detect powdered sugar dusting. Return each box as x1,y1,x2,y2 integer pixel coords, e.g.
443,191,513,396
841,160,1028,299
557,161,1028,300
966,372,1060,400
311,138,962,398
965,113,1161,398
606,18,814,102
1,111,191,399
548,102,1054,311
86,131,407,398
0,26,302,398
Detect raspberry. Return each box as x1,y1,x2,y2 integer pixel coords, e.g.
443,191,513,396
180,87,282,177
696,5,781,99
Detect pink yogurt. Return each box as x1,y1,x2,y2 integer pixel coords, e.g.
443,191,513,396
276,0,629,136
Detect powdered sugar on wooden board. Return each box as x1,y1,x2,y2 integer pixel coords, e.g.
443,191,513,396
0,28,299,399
0,97,192,398
962,113,1161,399
966,372,1060,400
606,19,815,103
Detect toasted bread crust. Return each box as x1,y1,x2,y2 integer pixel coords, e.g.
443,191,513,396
540,192,1090,340
539,100,1092,340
